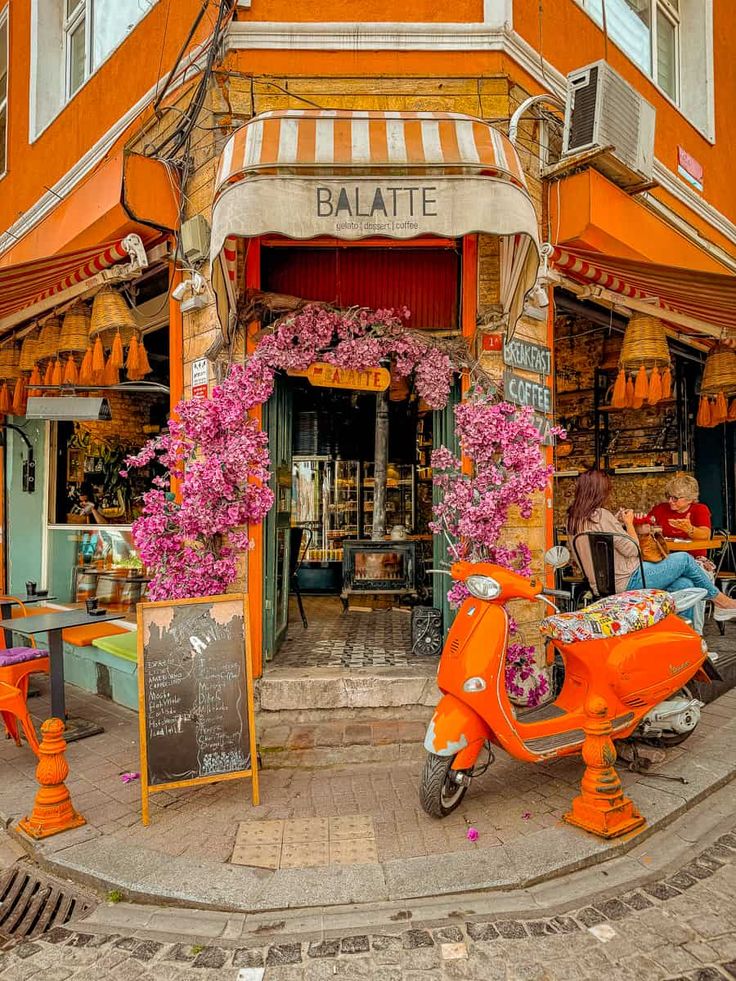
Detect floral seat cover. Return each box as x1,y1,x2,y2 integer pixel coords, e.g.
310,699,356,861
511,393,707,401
540,589,677,645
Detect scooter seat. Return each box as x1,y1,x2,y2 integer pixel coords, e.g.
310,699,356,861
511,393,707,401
540,589,677,645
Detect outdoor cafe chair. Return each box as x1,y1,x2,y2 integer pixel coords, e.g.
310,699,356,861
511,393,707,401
571,532,647,600
0,680,40,755
289,527,313,630
0,596,49,743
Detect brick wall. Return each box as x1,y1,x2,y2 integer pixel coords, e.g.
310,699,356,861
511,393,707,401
75,392,159,448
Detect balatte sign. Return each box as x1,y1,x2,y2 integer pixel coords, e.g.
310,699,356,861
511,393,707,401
305,362,390,392
503,338,552,376
503,368,552,413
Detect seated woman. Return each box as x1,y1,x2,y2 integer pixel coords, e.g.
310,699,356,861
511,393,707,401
647,473,711,557
647,473,713,634
566,469,736,624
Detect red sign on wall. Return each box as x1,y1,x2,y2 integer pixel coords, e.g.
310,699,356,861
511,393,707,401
677,147,704,192
481,333,503,352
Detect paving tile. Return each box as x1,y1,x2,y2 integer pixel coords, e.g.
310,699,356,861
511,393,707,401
230,843,281,869
235,821,284,846
329,837,379,865
280,841,329,868
282,818,329,843
329,815,374,841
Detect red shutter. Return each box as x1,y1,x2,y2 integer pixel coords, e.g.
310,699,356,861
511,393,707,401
261,247,460,330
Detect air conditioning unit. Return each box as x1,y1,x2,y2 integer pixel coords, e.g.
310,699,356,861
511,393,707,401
562,61,656,192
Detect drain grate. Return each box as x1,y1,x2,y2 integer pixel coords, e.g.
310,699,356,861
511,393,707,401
0,865,94,945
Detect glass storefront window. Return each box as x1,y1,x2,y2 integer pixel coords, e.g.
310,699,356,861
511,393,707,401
47,526,146,614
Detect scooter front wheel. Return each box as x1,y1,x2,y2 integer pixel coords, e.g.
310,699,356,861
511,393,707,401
420,753,471,818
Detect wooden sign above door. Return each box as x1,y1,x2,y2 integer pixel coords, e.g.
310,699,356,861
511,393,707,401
289,362,391,392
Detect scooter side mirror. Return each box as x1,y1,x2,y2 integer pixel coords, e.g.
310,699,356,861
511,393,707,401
671,587,709,613
544,545,571,569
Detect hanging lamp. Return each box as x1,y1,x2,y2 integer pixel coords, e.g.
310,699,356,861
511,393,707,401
612,313,671,409
697,344,736,428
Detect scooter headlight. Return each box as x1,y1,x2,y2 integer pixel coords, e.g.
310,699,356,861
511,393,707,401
466,575,501,601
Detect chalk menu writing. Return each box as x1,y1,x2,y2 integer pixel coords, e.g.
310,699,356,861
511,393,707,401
141,601,249,786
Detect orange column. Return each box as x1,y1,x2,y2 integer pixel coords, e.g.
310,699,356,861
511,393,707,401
245,240,265,678
460,235,478,475
168,259,184,501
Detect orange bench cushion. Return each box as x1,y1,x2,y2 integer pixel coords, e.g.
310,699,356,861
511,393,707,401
11,606,58,619
62,623,128,647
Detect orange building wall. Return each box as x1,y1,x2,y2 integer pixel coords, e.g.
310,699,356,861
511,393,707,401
0,0,211,234
243,0,483,21
514,0,736,235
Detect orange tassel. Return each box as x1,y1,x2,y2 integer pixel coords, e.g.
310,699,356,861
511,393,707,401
611,370,627,408
135,339,151,377
0,383,11,414
697,397,711,428
662,367,672,401
63,355,78,385
110,329,124,369
79,347,94,386
126,334,140,372
43,361,54,387
714,391,728,425
92,336,105,373
633,364,648,407
11,376,26,416
625,376,635,408
29,366,42,387
648,366,663,405
729,399,736,422
51,359,63,387
103,355,120,387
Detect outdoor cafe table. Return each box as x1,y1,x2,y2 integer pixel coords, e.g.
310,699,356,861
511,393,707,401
0,608,123,742
664,537,725,551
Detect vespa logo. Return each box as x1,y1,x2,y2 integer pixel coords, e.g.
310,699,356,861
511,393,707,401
669,660,690,675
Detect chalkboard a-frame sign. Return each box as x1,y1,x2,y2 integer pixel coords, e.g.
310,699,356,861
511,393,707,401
137,593,259,825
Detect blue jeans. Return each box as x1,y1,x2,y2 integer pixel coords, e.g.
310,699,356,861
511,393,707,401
627,552,719,625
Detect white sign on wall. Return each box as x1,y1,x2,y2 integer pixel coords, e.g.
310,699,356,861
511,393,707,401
191,359,209,398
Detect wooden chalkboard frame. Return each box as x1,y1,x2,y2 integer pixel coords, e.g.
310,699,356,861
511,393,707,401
136,593,259,826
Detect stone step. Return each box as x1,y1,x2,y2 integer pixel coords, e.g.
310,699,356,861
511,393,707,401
259,714,431,769
691,649,736,704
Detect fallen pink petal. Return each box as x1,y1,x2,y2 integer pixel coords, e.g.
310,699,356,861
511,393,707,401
121,772,141,784
466,827,479,842
522,811,532,820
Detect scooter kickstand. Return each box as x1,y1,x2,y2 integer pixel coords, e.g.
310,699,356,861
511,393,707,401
624,743,689,785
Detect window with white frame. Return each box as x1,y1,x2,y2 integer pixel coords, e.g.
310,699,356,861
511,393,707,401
579,0,680,102
0,8,7,176
64,0,155,99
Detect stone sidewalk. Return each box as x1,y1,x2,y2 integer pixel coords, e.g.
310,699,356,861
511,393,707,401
1,680,735,912
2,782,736,979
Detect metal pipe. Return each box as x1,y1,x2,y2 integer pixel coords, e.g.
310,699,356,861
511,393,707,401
508,94,565,147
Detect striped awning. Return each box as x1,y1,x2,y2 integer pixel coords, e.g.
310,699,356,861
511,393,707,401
211,110,540,338
0,237,146,331
551,247,736,338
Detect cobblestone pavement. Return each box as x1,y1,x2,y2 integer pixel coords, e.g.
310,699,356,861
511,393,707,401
2,817,736,979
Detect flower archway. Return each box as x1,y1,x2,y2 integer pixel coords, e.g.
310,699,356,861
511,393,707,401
125,302,555,702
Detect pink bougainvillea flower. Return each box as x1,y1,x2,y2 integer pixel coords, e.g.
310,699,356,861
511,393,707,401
120,772,140,783
466,827,479,842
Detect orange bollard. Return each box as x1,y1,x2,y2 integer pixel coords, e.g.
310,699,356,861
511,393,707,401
564,696,646,840
17,718,86,840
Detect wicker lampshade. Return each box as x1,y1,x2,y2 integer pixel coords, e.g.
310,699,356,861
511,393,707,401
611,313,672,409
37,316,63,361
59,303,91,353
18,330,40,371
0,343,20,381
700,344,736,398
90,288,138,345
619,313,671,372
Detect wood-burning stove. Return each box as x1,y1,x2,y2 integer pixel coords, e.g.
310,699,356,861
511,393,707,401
341,540,417,608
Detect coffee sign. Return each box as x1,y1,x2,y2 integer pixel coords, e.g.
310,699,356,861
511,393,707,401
503,338,552,376
503,368,552,414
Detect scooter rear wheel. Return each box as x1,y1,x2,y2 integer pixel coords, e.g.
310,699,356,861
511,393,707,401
420,753,470,818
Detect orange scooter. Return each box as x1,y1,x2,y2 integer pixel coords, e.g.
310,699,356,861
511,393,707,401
421,557,716,817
